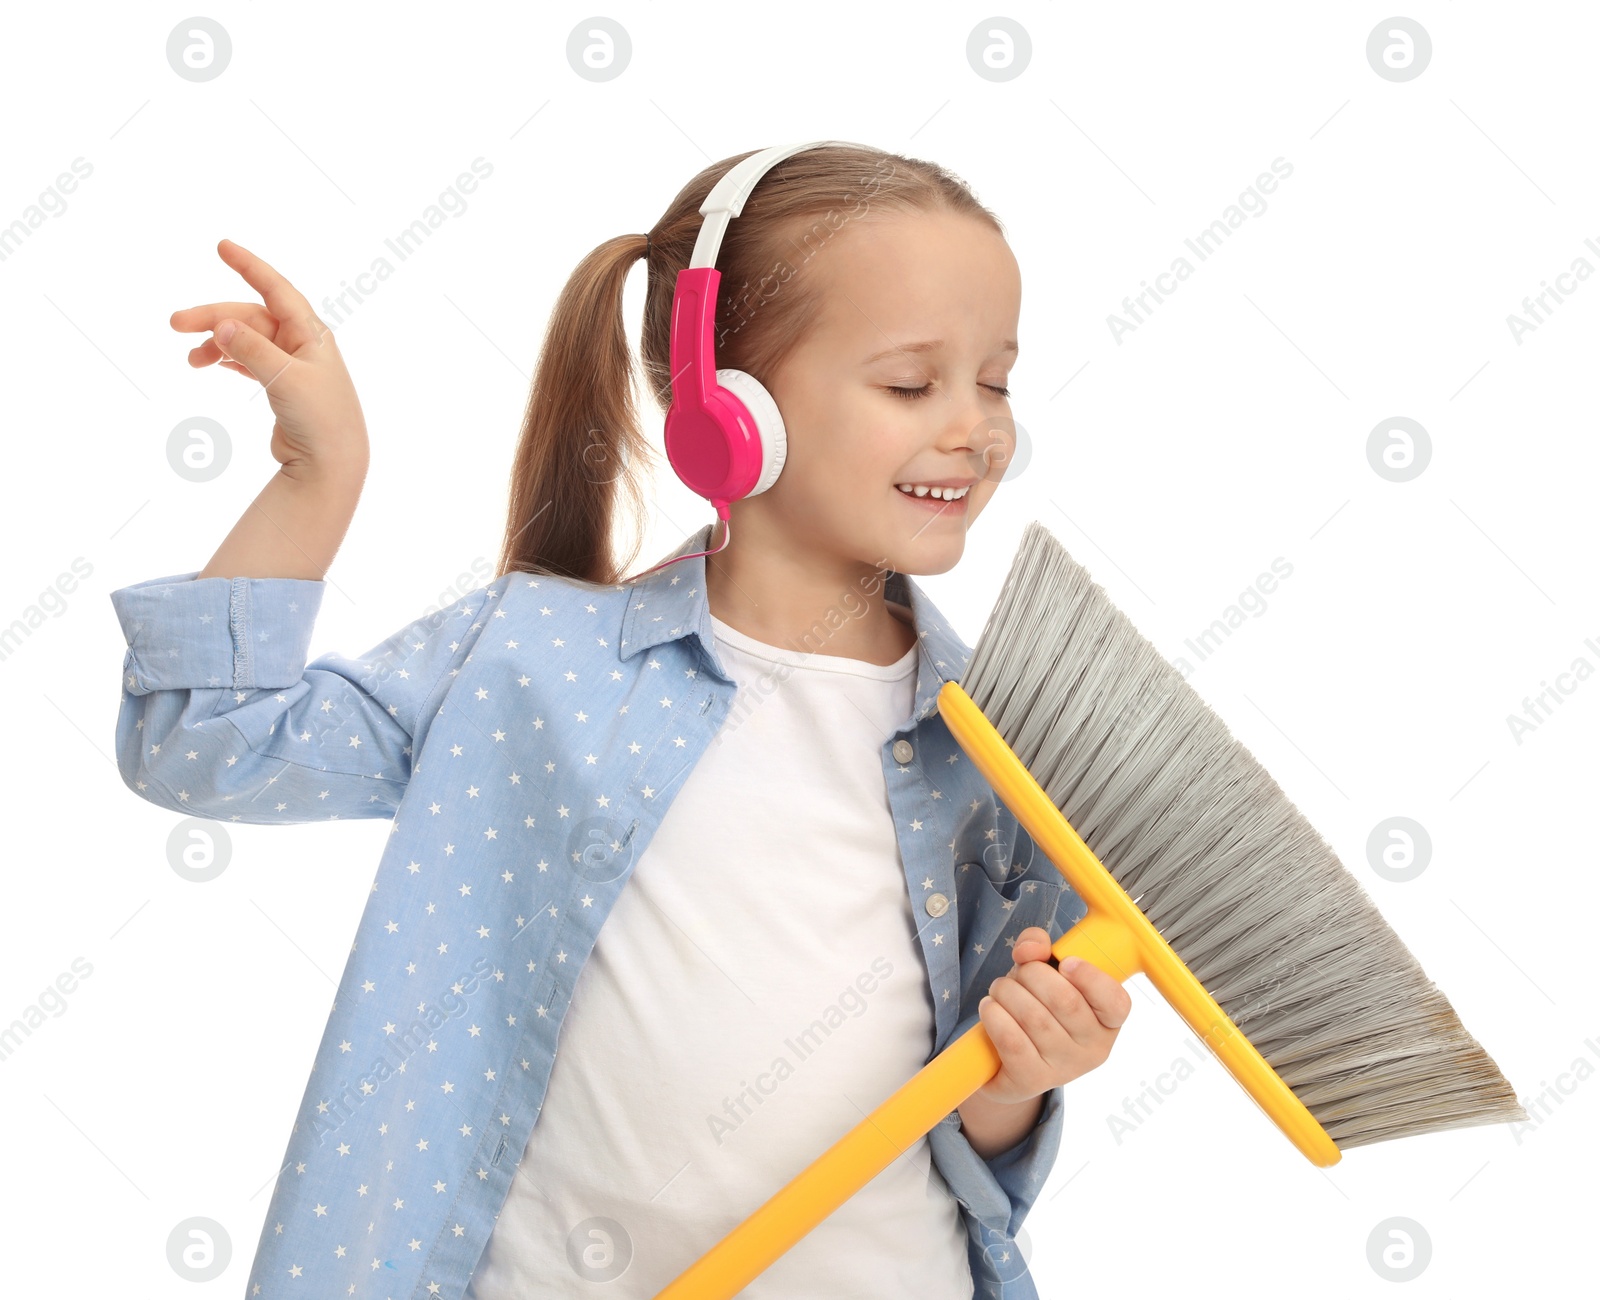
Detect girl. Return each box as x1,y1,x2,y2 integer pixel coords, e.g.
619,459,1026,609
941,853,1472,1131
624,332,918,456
112,141,1131,1300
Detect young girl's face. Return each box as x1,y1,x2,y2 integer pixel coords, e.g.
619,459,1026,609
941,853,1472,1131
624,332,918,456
757,207,1022,579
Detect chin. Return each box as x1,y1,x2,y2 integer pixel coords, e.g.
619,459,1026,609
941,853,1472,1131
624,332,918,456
884,531,968,578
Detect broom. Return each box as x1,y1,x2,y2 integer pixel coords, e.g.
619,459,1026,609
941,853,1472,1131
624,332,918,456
650,519,1527,1300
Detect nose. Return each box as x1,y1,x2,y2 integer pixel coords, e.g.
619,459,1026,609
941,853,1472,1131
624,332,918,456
944,406,1015,486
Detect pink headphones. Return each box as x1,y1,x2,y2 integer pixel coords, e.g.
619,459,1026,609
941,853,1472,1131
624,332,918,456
631,138,858,580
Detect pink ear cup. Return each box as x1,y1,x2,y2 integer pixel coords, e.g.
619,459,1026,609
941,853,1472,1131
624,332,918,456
712,368,787,496
661,370,783,511
662,266,786,515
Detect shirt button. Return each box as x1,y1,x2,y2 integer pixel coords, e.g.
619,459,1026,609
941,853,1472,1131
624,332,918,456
892,739,914,764
925,892,949,917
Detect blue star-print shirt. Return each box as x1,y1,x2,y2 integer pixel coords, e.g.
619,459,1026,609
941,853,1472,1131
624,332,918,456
109,523,1087,1300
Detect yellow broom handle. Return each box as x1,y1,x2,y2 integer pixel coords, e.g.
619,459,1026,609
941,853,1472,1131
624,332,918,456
650,908,1141,1300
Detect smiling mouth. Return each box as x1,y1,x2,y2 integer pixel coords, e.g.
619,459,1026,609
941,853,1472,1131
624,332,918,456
894,485,970,514
894,483,972,501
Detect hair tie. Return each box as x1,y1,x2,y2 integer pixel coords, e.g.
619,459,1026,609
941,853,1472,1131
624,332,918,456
644,232,652,261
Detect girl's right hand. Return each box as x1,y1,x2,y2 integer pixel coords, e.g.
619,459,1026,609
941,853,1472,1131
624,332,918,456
170,239,370,482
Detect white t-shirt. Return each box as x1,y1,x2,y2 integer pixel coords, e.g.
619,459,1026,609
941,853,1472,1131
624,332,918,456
465,610,973,1299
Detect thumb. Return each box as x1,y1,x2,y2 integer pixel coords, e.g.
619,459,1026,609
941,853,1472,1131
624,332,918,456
212,317,292,383
1009,926,1055,968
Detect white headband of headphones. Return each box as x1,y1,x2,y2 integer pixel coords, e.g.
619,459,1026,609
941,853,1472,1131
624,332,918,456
688,138,867,271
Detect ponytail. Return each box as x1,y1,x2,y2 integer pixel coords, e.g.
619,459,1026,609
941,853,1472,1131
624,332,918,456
496,233,655,586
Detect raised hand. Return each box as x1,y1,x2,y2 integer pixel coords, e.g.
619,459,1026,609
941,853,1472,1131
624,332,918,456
170,238,369,483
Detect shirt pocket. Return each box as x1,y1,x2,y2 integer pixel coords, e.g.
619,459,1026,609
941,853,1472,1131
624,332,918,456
952,803,1086,1019
973,800,1084,913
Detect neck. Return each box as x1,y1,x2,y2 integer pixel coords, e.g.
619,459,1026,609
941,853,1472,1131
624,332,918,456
702,517,916,667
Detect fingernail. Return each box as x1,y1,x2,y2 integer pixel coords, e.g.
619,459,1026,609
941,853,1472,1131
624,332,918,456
216,320,236,345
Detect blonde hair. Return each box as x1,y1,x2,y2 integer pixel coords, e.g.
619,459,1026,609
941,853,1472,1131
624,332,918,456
495,143,1004,586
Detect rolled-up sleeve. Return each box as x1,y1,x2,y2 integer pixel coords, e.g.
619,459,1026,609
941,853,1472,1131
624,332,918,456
113,571,326,693
110,571,497,823
929,1069,1064,1236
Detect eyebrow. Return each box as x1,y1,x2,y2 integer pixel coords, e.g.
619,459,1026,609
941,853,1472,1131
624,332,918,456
860,338,1019,365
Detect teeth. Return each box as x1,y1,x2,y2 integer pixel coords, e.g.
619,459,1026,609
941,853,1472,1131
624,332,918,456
896,483,970,500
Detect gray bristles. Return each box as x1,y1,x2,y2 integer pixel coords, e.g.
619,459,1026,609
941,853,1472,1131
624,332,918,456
962,521,1527,1150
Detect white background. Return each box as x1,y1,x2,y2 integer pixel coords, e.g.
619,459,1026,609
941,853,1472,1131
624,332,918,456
0,2,1592,1295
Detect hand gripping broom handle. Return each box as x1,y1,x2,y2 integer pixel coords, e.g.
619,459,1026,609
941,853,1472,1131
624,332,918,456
651,682,1339,1300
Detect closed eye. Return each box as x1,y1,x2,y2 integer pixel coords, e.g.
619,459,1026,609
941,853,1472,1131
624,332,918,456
888,384,1011,400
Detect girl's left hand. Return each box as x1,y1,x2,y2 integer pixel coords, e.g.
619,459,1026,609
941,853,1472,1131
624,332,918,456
974,926,1134,1107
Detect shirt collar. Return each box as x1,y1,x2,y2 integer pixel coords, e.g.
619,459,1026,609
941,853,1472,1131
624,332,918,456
617,524,973,725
